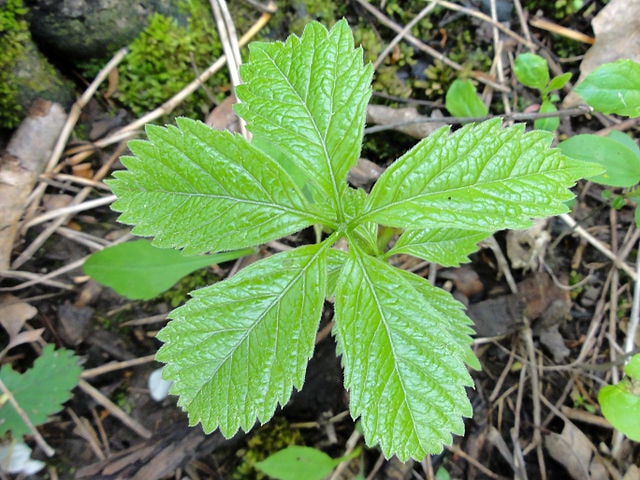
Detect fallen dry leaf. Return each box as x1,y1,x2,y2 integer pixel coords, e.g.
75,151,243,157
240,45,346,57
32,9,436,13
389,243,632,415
0,294,43,354
544,422,607,480
564,0,640,108
506,219,549,271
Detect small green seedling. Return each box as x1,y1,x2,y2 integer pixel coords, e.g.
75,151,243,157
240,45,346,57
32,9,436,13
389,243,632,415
108,20,600,460
598,353,640,442
514,52,571,131
83,239,253,300
560,59,640,226
445,79,488,118
255,445,360,480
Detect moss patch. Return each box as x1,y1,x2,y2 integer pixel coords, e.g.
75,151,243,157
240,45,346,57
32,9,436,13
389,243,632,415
0,0,31,128
0,0,74,129
111,0,225,120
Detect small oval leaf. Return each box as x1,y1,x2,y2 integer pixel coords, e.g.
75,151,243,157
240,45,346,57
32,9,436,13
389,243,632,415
575,59,640,117
445,79,488,117
514,53,549,91
558,134,640,187
84,240,254,300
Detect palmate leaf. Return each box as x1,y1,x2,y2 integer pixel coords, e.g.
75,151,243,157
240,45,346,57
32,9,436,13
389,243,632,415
110,18,602,462
156,244,327,436
235,20,373,213
108,118,319,255
334,253,475,460
364,119,602,232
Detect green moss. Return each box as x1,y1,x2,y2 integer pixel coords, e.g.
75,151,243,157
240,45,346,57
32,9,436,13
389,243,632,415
267,0,346,36
0,0,74,129
113,0,225,120
160,268,218,308
0,0,29,128
523,0,587,21
233,417,303,479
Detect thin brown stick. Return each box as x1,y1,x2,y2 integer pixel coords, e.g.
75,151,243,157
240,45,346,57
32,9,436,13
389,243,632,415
353,0,510,93
373,4,437,70
489,0,511,115
560,213,637,280
512,0,532,44
22,195,116,230
210,0,248,137
101,10,273,143
445,443,500,479
523,325,546,479
66,408,106,461
511,363,528,480
328,429,361,480
12,140,127,269
363,104,593,135
21,49,128,228
425,0,536,49
0,377,55,456
81,355,157,379
529,17,595,44
78,379,152,439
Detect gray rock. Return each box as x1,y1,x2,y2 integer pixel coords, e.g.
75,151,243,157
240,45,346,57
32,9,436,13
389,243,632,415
26,0,179,60
12,37,75,112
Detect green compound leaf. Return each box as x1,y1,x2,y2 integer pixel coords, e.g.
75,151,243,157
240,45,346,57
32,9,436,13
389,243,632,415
445,79,488,117
334,253,475,460
156,244,327,436
108,118,318,255
514,53,549,91
575,59,640,117
0,345,81,438
364,119,601,232
83,240,254,300
235,20,373,213
388,228,489,267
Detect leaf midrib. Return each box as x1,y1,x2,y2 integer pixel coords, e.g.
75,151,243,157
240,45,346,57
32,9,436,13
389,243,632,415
363,167,569,221
260,48,345,222
191,247,325,405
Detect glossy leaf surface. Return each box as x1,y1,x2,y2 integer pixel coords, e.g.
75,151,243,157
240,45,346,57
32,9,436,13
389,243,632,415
235,20,373,213
255,446,352,480
514,53,549,91
156,245,326,436
108,118,317,255
110,20,603,461
388,228,488,266
334,253,474,460
364,119,601,232
558,133,640,187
